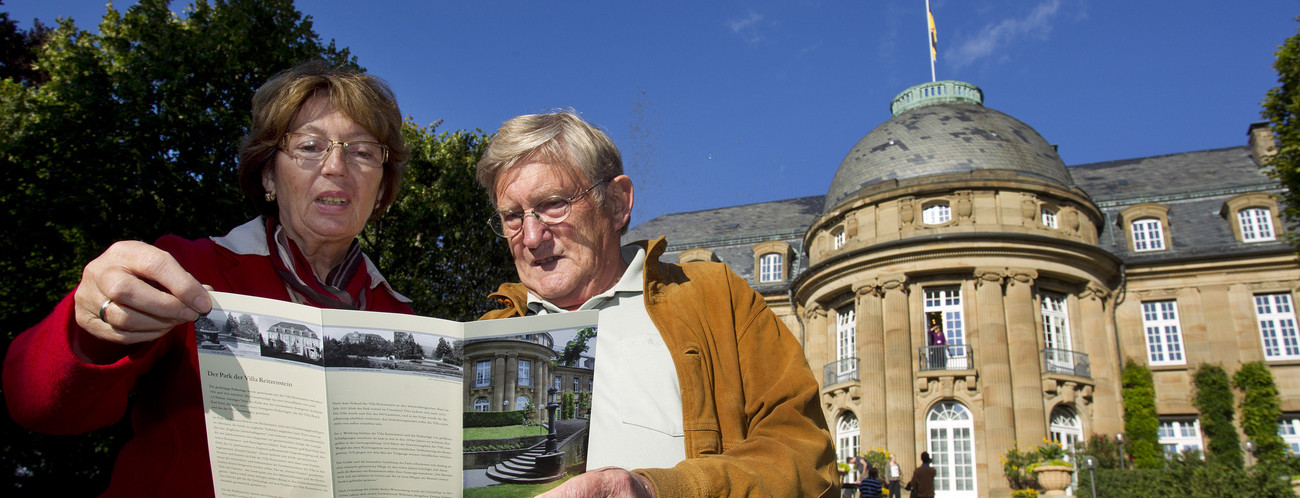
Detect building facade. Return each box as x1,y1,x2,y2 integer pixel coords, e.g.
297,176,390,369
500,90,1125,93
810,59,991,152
462,333,595,422
624,81,1298,497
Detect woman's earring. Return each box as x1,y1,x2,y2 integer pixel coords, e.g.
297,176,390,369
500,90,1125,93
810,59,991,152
265,191,277,202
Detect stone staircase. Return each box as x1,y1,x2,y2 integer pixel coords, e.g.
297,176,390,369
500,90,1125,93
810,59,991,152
484,441,564,484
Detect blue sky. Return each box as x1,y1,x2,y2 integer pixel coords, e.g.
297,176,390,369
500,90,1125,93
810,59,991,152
9,1,1298,227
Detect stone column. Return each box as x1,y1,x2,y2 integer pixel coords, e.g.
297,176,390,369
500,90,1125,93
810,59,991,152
1006,268,1047,444
974,268,1015,484
804,303,828,383
1080,283,1121,435
854,281,887,447
493,354,507,410
804,304,830,428
504,352,518,411
880,274,915,469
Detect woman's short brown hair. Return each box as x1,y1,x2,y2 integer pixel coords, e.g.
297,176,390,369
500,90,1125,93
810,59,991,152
237,60,410,221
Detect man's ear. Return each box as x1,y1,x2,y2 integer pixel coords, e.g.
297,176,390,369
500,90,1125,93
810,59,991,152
606,175,634,230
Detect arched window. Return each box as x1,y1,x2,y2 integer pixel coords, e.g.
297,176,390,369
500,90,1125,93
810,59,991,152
1238,207,1276,242
1041,206,1058,229
926,401,977,496
759,253,783,282
923,202,952,225
837,413,861,482
516,396,529,411
1049,405,1083,452
473,397,489,412
1131,218,1165,251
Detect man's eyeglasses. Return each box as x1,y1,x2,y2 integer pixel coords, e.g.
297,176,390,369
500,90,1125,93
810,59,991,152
488,178,609,238
280,132,388,168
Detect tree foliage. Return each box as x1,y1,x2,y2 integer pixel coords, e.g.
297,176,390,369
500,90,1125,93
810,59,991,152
360,121,514,321
557,327,597,367
1262,14,1300,245
1193,363,1242,469
1233,361,1288,467
1122,359,1162,469
0,0,354,340
0,1,50,86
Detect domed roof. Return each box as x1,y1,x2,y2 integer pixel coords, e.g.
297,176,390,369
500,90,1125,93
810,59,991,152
825,81,1073,212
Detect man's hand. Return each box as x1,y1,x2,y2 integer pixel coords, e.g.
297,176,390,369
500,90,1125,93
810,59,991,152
538,467,656,498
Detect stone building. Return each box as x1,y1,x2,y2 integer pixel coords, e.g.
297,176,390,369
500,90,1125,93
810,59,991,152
624,80,1298,497
463,333,595,421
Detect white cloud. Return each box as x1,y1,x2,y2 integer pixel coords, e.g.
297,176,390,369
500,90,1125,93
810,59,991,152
728,10,765,44
950,0,1064,69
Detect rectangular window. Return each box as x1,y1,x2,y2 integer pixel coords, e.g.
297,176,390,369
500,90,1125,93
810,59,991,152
924,286,966,368
759,253,783,282
475,360,491,387
1281,416,1300,455
517,359,532,386
1041,292,1074,372
1131,219,1166,251
1256,293,1300,360
1142,301,1185,366
573,377,580,392
833,228,846,249
837,305,857,377
554,375,562,391
1239,207,1276,242
1158,419,1203,457
1041,207,1058,229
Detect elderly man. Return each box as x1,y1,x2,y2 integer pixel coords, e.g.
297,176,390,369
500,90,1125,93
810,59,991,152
477,111,837,497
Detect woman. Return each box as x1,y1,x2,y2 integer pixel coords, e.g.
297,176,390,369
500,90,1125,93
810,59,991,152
3,61,413,496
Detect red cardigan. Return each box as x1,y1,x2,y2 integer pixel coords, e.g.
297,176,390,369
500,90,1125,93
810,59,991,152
4,229,413,496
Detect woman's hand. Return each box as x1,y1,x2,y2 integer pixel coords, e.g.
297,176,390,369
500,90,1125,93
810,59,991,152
73,241,211,347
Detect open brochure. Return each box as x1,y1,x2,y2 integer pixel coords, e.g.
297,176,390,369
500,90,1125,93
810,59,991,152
196,291,598,497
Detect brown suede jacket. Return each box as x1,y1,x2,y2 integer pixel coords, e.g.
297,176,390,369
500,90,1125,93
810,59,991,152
481,237,838,497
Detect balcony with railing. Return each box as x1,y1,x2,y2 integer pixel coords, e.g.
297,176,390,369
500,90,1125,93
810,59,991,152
823,357,859,387
917,345,973,371
1041,348,1091,378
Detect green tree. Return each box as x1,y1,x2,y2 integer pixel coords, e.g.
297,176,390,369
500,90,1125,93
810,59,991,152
1233,361,1287,467
1122,359,1163,469
0,0,353,339
361,122,514,321
0,0,50,86
557,327,597,367
1262,14,1300,245
1193,363,1243,469
0,0,351,492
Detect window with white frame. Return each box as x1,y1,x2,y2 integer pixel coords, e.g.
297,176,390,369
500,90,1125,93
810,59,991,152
1238,207,1276,242
1042,292,1074,373
759,253,783,282
923,202,952,225
554,375,562,391
574,377,580,392
1042,207,1058,229
1280,416,1300,455
1255,293,1300,361
1158,418,1203,457
473,397,489,412
924,287,966,366
1142,301,1185,366
927,402,978,494
837,413,861,483
836,305,857,380
517,359,532,386
832,227,846,249
1131,218,1166,252
474,360,491,387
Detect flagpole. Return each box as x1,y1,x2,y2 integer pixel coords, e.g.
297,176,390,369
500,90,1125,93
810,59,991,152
927,0,936,82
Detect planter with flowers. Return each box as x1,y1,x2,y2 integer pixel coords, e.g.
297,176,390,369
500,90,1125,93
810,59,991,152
1003,439,1074,497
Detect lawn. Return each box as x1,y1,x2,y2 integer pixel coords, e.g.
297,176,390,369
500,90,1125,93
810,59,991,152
464,424,547,440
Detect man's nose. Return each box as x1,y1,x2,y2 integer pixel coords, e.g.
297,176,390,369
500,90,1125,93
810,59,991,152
519,213,550,247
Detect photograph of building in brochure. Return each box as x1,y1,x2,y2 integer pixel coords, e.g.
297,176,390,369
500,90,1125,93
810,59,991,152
460,325,597,496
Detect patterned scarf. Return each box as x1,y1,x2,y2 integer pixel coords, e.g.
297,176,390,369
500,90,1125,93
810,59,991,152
265,218,369,310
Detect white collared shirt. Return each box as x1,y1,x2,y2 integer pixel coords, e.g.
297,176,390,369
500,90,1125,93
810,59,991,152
527,244,686,470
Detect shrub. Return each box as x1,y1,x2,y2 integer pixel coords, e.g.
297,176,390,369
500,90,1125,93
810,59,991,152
464,409,527,428
1122,360,1162,469
1234,361,1288,467
1193,363,1242,469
